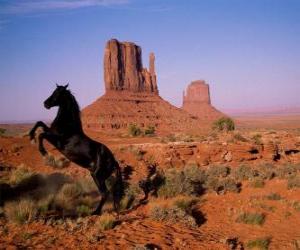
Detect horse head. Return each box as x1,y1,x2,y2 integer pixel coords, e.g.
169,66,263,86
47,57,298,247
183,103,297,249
44,84,69,109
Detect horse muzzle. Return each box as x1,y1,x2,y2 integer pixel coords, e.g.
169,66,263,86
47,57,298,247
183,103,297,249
44,102,51,109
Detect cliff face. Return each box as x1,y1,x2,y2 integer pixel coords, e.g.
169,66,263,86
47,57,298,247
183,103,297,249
182,80,224,121
104,39,158,94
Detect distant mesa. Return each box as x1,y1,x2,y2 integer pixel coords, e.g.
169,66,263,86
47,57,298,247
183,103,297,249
104,39,158,94
182,80,224,121
82,39,225,133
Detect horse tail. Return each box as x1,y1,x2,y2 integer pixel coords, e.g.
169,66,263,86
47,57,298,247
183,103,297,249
113,161,124,212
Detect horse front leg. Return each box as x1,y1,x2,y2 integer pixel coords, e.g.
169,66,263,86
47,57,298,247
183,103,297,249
29,121,50,143
37,132,61,156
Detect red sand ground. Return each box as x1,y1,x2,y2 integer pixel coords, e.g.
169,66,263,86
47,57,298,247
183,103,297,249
1,115,300,249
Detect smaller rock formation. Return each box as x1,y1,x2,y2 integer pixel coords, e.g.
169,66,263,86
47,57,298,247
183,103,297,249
182,80,224,121
104,39,158,94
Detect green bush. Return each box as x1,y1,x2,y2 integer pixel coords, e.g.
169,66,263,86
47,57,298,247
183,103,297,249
128,124,142,137
144,126,155,136
233,165,258,181
236,212,265,225
204,177,241,194
206,165,230,178
173,197,198,213
258,164,276,180
76,204,92,216
212,117,235,132
276,164,299,179
157,165,205,198
246,237,271,250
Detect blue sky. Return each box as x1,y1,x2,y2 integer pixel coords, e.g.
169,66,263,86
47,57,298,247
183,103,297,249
0,0,300,122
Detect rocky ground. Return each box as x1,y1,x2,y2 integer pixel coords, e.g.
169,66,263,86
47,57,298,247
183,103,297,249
1,122,300,249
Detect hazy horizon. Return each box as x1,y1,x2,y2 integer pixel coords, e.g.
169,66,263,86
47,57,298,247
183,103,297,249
1,0,300,122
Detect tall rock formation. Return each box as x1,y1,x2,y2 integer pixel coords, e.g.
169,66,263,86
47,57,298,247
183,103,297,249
182,80,224,120
82,39,224,133
104,39,158,94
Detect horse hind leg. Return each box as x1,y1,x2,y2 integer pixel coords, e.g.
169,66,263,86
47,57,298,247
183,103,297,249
91,172,109,215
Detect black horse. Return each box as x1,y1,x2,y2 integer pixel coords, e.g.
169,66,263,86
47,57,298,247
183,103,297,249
29,84,123,215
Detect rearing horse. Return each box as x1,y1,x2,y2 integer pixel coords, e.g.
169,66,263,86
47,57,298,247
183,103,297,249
29,84,123,215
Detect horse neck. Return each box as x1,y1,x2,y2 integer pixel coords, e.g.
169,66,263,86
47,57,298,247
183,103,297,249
52,96,83,133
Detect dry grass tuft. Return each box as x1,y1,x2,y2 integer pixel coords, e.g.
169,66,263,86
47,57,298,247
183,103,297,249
44,154,70,168
4,199,38,224
9,165,34,185
96,213,117,231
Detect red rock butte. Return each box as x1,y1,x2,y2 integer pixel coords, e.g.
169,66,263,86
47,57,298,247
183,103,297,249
82,39,224,133
104,39,158,94
182,80,225,121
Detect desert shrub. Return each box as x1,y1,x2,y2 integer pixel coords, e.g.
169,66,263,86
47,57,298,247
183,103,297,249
212,117,235,132
252,134,263,145
44,154,70,168
76,204,92,216
78,195,94,208
246,237,271,250
236,212,265,225
173,197,198,213
150,204,197,228
144,126,155,136
258,164,276,180
233,165,258,181
78,177,97,193
233,133,248,142
54,183,83,211
276,164,299,179
128,124,142,137
204,177,241,194
206,165,230,178
292,201,300,212
182,135,194,142
249,177,265,188
157,165,205,198
37,195,55,215
0,128,6,136
9,165,34,185
4,199,38,224
183,164,206,184
60,183,82,198
287,176,300,189
120,182,143,210
96,213,116,231
265,193,282,201
164,134,177,142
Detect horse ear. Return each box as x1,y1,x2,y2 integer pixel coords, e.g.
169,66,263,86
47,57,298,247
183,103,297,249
64,83,69,89
56,83,59,87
